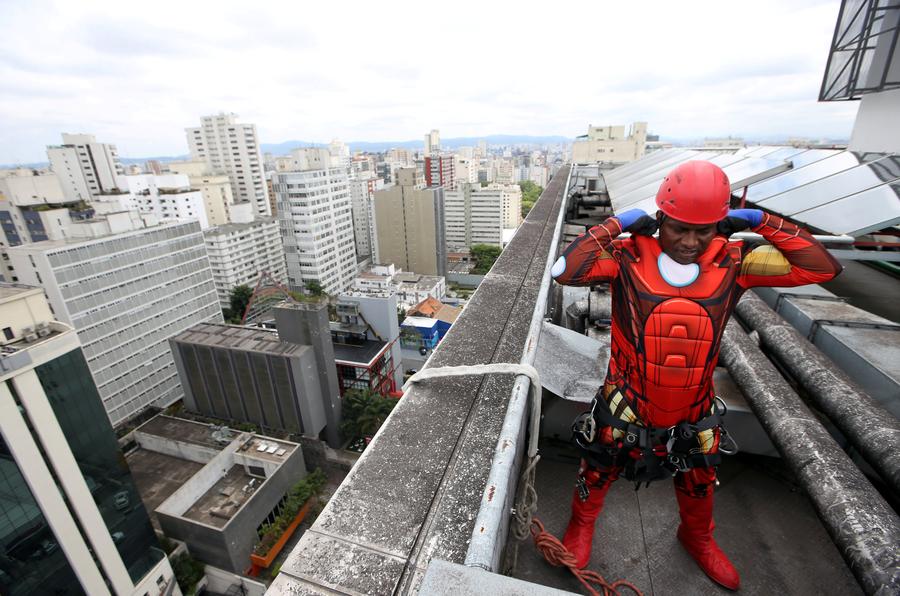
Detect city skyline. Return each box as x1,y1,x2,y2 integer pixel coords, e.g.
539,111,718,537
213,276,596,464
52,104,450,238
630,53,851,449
1,0,858,164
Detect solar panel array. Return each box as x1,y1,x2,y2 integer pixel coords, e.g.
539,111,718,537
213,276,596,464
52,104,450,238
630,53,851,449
605,146,900,236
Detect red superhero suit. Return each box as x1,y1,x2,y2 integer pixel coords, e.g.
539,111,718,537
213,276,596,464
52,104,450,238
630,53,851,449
551,161,842,590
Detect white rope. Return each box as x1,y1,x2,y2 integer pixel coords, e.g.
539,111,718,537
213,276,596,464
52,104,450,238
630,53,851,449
404,363,543,570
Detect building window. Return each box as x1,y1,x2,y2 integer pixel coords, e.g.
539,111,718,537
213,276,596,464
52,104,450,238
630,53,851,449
2,327,13,340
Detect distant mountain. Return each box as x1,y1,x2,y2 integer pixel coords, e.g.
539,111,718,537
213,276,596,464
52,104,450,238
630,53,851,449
260,135,572,156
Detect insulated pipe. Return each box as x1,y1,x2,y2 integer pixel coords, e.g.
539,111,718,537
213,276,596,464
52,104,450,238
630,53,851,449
735,292,900,496
565,299,589,334
589,289,611,324
719,321,900,595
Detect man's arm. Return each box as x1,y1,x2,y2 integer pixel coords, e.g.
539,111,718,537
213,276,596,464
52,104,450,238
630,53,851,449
552,208,656,286
722,210,843,289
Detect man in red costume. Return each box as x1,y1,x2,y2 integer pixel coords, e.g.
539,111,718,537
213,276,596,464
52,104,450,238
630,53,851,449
551,160,842,590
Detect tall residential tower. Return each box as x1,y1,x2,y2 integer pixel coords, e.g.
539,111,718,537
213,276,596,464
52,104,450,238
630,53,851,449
186,113,271,217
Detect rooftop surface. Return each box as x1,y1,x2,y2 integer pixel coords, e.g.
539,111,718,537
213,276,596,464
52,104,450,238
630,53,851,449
135,414,230,449
182,464,258,528
0,282,42,302
242,436,297,464
171,322,309,357
126,449,204,529
332,337,387,366
511,443,862,595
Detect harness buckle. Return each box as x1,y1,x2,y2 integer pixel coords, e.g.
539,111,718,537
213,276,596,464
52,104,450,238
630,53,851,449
572,411,596,445
575,474,590,502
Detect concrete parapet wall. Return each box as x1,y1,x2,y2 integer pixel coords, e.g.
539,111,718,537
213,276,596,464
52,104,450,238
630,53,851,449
157,434,247,517
134,429,221,465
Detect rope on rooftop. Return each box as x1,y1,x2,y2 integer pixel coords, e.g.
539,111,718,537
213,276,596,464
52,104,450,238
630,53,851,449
529,518,643,596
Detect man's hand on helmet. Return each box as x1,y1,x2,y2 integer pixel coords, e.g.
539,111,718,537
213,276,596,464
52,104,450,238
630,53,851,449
614,208,658,236
716,209,764,236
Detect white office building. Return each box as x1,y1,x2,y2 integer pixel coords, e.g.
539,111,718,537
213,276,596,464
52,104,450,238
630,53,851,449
349,174,384,259
203,217,287,308
118,174,210,229
0,284,178,596
186,113,270,218
7,218,222,426
274,166,357,294
444,183,510,250
47,133,124,202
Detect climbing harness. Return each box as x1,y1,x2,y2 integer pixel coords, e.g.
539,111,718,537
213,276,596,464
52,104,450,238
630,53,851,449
572,396,737,486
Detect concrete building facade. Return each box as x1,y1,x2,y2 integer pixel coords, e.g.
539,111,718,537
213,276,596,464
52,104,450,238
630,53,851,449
274,166,357,294
349,174,384,260
120,173,210,229
444,182,507,250
203,218,287,308
167,160,239,227
7,219,223,426
169,323,328,439
0,284,177,596
203,217,287,308
186,113,271,218
425,155,457,189
424,129,441,156
571,121,648,163
372,168,446,277
47,133,124,202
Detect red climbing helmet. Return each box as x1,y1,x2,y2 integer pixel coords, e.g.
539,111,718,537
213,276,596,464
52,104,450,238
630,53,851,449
655,160,730,225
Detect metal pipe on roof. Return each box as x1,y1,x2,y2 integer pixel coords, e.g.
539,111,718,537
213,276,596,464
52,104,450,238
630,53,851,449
719,320,900,595
730,232,855,245
735,291,900,496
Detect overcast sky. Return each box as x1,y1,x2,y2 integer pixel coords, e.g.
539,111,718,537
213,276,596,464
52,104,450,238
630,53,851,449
0,0,859,164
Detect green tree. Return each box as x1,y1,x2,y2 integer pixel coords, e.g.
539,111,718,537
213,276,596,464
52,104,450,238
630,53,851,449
171,553,206,595
470,243,503,274
341,389,398,438
519,180,543,218
397,307,407,326
305,280,325,296
228,285,254,323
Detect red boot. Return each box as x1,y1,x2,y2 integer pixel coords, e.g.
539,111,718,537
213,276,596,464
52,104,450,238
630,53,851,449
561,463,618,569
675,488,740,590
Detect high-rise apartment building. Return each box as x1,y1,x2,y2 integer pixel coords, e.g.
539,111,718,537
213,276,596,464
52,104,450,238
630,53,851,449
8,217,223,426
444,182,509,250
424,129,441,156
203,217,287,308
424,155,457,189
349,174,384,259
47,133,125,202
373,168,446,276
186,113,271,217
0,284,176,595
273,166,357,294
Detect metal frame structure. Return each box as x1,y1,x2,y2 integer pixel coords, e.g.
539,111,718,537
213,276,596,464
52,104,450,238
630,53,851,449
820,0,900,101
240,271,297,325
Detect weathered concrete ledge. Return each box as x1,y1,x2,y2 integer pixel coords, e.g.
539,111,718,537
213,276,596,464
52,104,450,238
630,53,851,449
268,167,570,595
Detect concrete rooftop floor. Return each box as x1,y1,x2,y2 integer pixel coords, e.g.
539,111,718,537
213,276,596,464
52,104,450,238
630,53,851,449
510,441,862,596
126,449,204,530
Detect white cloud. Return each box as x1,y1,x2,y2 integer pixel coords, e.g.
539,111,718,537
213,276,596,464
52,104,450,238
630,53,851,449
0,0,855,163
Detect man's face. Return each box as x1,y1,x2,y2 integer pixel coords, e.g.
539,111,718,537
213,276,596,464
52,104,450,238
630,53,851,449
657,211,717,264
